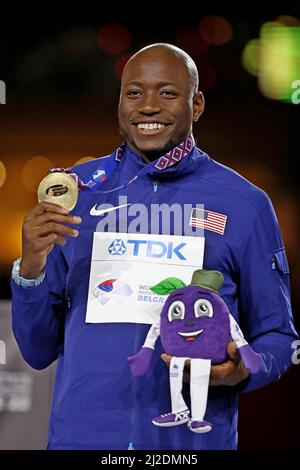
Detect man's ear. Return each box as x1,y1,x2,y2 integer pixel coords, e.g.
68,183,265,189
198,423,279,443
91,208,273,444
193,91,205,122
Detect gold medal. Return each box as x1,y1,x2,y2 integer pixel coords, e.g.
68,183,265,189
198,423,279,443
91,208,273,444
37,172,79,211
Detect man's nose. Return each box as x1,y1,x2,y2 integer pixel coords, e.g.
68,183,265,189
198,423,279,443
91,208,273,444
185,320,196,327
138,93,161,115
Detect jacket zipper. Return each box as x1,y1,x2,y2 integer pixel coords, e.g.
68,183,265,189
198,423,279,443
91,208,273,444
152,179,159,206
128,178,159,449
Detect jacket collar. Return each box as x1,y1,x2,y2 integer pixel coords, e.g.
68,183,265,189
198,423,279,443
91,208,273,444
118,134,200,180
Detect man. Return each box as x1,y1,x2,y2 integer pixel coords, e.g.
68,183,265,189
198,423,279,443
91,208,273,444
11,44,297,450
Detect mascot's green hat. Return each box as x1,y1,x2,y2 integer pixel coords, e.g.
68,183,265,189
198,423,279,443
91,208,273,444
191,269,224,293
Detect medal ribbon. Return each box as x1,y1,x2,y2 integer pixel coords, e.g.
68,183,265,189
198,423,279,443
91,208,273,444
48,135,195,195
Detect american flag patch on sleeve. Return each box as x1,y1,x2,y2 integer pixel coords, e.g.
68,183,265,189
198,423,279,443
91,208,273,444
189,208,227,235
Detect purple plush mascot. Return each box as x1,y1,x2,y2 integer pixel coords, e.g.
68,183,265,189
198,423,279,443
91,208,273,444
128,269,262,433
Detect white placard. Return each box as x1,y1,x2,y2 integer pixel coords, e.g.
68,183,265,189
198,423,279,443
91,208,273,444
86,232,205,324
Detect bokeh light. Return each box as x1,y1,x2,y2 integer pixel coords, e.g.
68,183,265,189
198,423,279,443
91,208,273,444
258,21,300,101
199,16,233,46
241,18,300,102
0,160,6,187
97,24,132,55
242,39,260,76
73,156,96,166
114,53,133,80
22,156,55,192
176,28,209,57
276,15,300,27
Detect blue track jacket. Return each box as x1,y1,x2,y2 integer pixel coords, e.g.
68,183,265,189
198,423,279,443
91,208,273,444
11,143,297,449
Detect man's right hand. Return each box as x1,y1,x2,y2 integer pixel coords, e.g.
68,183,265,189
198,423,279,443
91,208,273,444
20,202,82,279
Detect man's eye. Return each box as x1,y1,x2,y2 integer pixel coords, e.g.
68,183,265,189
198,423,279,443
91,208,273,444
127,90,142,97
160,90,177,97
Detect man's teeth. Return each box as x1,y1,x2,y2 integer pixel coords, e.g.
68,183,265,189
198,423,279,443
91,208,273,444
137,123,165,130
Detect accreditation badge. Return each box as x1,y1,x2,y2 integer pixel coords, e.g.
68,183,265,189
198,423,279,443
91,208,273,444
85,232,205,325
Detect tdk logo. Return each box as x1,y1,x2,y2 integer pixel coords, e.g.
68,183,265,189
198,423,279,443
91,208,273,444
108,239,186,260
128,240,186,260
108,239,127,255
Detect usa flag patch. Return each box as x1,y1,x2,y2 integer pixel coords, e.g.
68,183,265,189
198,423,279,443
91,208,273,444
189,208,227,235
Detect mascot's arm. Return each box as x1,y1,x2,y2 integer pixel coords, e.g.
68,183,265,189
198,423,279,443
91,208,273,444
229,314,262,374
128,321,160,377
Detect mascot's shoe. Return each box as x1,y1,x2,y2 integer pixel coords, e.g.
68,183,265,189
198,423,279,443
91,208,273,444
187,419,212,433
152,409,190,427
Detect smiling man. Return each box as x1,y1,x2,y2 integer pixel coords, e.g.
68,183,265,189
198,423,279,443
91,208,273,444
118,44,204,161
10,43,297,450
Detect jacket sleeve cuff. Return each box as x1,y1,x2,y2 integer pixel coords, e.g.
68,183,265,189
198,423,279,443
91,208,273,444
10,275,50,302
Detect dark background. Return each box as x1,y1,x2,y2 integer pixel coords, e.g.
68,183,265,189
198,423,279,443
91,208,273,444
0,6,299,449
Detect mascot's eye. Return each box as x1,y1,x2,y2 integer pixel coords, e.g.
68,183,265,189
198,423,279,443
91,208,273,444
168,301,185,322
194,299,213,318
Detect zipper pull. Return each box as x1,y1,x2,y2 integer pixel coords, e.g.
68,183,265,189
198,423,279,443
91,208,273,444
128,442,134,450
153,181,158,193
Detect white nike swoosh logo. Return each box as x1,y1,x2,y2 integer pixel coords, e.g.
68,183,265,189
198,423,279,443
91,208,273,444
90,203,131,216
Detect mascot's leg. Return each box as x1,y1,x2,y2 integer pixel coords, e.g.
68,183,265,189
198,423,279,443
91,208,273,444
187,358,212,433
152,356,190,427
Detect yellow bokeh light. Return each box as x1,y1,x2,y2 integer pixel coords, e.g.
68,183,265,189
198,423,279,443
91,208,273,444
241,39,261,76
242,19,300,102
259,21,300,101
73,156,96,166
0,160,7,187
22,156,55,192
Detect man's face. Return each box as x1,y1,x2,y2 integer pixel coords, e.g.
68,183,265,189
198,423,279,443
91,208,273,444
118,51,203,159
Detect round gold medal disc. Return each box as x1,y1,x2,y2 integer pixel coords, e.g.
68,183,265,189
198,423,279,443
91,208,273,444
37,172,79,211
